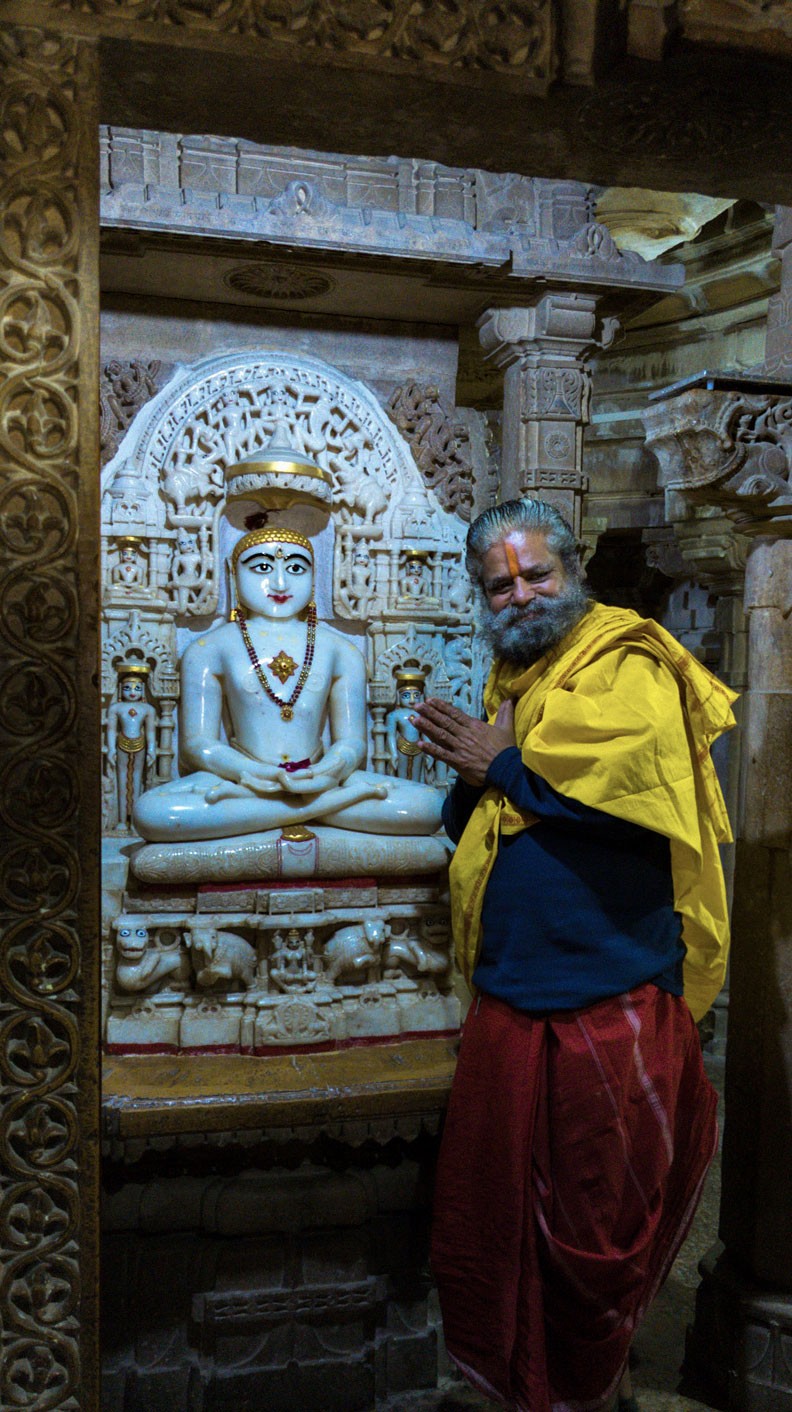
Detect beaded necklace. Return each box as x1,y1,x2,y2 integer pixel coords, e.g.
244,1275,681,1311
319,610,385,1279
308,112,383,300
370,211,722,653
235,605,317,721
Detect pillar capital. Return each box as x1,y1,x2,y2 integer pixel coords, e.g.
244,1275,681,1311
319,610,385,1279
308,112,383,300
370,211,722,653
477,293,602,368
478,294,614,532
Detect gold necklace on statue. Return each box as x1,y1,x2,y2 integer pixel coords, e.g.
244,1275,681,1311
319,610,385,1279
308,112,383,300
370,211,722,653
235,606,317,721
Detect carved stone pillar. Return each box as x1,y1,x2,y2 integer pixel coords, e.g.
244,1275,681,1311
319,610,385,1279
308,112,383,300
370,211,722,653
0,23,101,1412
642,383,792,1411
478,296,608,535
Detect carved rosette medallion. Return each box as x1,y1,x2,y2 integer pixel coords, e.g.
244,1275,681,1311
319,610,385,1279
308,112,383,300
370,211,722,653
0,25,99,1412
223,263,335,301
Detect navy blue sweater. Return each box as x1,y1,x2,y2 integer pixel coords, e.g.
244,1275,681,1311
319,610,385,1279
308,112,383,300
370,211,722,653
443,746,684,1013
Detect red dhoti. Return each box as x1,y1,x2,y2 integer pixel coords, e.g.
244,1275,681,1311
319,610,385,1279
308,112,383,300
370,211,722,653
431,984,718,1412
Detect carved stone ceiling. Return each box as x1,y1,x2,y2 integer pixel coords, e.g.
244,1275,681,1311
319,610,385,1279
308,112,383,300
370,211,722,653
99,239,506,325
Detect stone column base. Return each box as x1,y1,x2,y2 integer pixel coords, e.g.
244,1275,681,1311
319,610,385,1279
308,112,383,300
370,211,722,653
687,1245,792,1411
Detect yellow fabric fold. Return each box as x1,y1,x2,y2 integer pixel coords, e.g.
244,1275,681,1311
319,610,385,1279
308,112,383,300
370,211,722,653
449,602,737,1022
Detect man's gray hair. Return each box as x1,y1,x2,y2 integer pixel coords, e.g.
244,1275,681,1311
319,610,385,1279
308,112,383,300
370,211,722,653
465,498,581,584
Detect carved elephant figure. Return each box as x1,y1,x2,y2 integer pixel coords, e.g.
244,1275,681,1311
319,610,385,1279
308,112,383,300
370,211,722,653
188,924,257,990
322,918,388,984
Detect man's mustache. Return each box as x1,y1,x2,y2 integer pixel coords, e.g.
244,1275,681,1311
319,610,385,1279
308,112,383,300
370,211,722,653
495,601,549,622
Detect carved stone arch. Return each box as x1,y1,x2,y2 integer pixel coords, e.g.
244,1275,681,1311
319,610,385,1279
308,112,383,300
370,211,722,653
101,349,466,619
101,611,177,700
374,626,451,699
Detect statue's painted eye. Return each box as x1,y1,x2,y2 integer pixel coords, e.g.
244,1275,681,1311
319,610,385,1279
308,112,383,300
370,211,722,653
287,561,308,575
136,929,147,938
118,928,130,938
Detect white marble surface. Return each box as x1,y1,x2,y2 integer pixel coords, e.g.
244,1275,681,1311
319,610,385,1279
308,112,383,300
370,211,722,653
130,825,451,883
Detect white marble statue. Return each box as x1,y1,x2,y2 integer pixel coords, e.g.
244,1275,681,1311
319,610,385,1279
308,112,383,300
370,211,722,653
133,524,442,841
107,667,157,831
385,671,426,783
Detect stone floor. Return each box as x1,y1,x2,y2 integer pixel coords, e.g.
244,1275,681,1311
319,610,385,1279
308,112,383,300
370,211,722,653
386,1065,728,1412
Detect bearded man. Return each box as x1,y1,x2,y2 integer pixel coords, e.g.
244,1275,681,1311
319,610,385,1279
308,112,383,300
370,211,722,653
414,498,736,1412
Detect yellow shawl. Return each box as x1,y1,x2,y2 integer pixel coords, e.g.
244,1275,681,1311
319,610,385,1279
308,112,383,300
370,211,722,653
448,602,737,1022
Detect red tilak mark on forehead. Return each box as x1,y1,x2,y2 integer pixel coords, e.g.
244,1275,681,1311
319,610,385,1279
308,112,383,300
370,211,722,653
504,542,520,576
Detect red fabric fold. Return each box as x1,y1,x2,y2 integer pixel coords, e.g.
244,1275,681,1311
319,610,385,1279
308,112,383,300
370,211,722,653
431,985,718,1412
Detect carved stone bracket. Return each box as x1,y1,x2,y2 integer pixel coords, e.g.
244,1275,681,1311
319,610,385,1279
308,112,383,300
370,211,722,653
478,295,615,533
642,385,792,538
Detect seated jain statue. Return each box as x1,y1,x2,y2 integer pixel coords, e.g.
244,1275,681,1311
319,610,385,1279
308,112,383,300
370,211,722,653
133,524,442,841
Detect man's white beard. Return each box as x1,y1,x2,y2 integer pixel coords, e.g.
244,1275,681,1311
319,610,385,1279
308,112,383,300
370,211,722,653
480,579,592,667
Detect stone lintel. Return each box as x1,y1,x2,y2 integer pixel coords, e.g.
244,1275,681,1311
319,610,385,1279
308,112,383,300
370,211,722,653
99,128,682,297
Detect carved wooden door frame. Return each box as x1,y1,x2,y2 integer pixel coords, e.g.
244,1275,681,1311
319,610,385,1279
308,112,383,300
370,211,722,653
1,25,101,1412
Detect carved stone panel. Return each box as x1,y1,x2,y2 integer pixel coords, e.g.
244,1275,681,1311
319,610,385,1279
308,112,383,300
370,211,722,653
0,24,100,1412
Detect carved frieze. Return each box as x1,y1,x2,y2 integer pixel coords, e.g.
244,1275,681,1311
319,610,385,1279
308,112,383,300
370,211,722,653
42,0,559,82
105,898,457,1052
99,129,681,298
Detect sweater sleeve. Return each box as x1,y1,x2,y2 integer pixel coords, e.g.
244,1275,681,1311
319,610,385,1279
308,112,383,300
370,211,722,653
441,775,486,844
485,746,652,840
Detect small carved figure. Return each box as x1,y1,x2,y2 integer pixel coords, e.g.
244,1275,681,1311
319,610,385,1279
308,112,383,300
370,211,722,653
334,460,388,527
322,919,387,984
349,546,373,616
384,931,449,977
385,670,426,782
399,549,430,601
187,923,257,990
111,537,147,589
114,918,184,993
444,636,473,703
270,926,318,992
171,527,205,614
106,666,157,832
162,459,221,516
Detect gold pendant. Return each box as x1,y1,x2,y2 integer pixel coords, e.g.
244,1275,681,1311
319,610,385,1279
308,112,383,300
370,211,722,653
269,649,298,684
280,705,294,721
